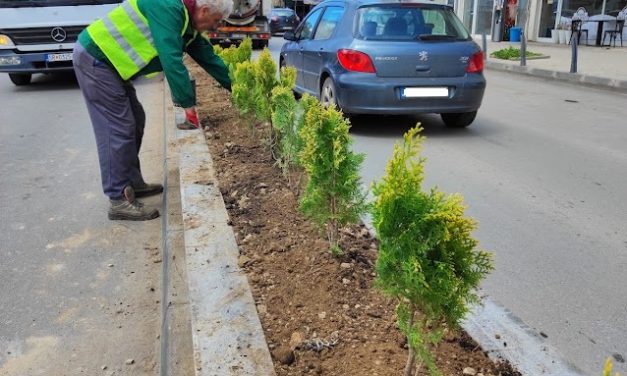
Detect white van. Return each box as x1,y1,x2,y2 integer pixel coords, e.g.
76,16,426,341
0,0,121,86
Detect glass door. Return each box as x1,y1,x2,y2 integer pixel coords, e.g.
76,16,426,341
538,0,558,37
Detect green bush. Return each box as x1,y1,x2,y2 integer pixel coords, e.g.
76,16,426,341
214,38,253,79
372,125,493,376
270,85,300,175
231,61,257,118
299,102,368,255
490,46,542,60
253,48,278,123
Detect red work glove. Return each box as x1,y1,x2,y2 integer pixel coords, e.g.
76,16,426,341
184,107,200,128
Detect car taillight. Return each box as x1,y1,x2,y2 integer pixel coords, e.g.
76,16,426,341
466,51,484,73
271,16,278,21
337,49,376,73
207,32,218,38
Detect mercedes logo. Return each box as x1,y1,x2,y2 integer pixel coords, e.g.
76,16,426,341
50,27,67,43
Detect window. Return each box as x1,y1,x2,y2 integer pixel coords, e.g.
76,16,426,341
296,8,323,40
314,6,344,40
355,5,470,40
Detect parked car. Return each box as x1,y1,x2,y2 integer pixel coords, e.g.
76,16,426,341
269,8,300,35
279,0,486,127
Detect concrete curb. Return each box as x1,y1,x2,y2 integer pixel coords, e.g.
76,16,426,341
175,125,276,375
485,60,627,93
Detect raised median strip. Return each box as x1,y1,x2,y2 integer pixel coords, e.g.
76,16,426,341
176,125,276,376
486,60,627,92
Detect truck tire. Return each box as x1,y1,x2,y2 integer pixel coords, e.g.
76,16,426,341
9,73,32,86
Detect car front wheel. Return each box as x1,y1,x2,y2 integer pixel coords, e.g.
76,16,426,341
441,111,477,128
320,77,338,109
9,73,32,86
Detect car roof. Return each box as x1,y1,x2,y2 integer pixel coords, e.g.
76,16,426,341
316,0,450,8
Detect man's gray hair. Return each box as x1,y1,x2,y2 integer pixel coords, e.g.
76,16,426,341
196,0,234,17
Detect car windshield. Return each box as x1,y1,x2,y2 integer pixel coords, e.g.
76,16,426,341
0,0,121,7
272,9,294,17
355,4,470,41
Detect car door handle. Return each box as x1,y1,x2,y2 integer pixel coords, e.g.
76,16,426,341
415,65,430,72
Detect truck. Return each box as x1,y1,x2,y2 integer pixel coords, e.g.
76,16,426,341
0,0,121,86
206,0,272,49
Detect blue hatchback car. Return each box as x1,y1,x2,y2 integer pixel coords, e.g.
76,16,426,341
280,0,486,127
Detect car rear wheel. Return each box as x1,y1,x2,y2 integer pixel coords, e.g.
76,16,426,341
320,77,338,109
9,73,31,86
441,111,477,128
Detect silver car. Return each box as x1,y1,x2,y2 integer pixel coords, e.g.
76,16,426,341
280,0,486,127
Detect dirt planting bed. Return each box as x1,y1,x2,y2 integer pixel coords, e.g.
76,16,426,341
190,64,520,376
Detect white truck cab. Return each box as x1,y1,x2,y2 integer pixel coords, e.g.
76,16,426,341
0,0,121,86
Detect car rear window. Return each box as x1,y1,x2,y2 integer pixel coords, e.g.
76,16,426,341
355,4,470,41
272,9,295,17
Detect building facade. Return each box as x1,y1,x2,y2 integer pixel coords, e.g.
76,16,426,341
454,0,626,41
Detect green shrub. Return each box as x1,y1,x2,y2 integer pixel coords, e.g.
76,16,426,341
214,38,253,79
271,85,300,174
231,61,257,118
279,65,297,89
253,48,278,123
372,125,493,376
299,102,368,255
490,46,542,60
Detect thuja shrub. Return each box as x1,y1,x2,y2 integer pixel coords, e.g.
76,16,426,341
299,102,368,255
231,61,257,117
270,85,299,175
213,38,252,79
253,48,278,123
279,65,297,88
371,126,493,376
270,66,300,171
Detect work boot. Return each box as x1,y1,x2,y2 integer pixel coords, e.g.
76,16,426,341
134,182,163,198
108,186,159,221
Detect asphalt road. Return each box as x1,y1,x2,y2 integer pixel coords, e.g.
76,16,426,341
266,37,627,375
0,72,164,375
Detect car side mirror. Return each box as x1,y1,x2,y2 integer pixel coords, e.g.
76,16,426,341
284,31,297,41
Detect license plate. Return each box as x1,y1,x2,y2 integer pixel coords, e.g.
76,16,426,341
401,87,449,98
231,33,245,39
46,53,73,62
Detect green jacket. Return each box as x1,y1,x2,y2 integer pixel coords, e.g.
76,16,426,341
78,0,231,108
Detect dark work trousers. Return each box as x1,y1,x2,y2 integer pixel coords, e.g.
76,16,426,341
73,43,146,200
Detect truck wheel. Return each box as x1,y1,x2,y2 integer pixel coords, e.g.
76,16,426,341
9,73,32,86
440,111,477,128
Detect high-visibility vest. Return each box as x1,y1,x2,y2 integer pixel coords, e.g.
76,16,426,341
86,0,190,80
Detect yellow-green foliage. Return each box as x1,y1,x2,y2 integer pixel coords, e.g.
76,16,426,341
232,61,256,117
253,48,278,122
270,85,302,175
214,38,253,79
279,66,297,89
372,125,493,376
299,102,368,255
603,358,621,376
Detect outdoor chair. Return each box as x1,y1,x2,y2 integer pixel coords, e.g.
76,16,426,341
570,19,589,45
602,19,624,47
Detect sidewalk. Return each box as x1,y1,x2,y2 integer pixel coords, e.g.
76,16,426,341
478,38,627,91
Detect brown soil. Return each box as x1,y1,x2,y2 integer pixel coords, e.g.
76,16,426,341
191,64,520,376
